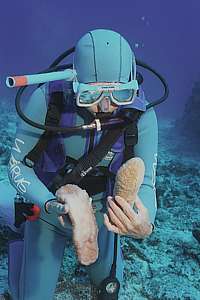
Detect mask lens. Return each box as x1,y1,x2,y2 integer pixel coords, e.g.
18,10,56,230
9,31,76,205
79,90,102,104
112,89,134,103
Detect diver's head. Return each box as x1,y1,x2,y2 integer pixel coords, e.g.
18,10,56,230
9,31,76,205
73,29,138,113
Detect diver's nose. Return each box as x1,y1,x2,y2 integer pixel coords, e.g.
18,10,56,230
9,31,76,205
98,96,111,112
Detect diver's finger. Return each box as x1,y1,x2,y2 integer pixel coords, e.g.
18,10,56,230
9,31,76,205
107,207,128,233
114,196,138,220
47,201,69,215
107,198,130,225
103,213,121,234
58,215,67,228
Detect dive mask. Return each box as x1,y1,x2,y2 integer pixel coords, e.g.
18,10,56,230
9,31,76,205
73,79,139,107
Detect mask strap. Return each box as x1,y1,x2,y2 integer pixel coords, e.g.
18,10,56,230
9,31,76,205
132,52,137,81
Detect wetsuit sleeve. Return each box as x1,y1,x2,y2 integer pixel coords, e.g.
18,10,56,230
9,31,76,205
7,86,55,211
134,105,158,224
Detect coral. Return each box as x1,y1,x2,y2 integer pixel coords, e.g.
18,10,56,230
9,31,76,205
113,157,145,205
55,184,99,266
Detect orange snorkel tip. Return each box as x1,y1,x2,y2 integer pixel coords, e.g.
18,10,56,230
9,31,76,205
6,76,28,88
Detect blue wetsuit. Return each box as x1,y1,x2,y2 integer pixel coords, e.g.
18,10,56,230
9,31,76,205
7,84,158,300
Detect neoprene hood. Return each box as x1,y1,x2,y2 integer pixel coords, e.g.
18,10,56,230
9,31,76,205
73,29,135,83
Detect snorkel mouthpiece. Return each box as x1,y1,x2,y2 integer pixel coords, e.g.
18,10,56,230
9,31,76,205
6,69,77,88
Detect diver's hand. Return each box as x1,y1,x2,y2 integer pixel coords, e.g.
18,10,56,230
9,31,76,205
104,195,153,239
45,199,69,227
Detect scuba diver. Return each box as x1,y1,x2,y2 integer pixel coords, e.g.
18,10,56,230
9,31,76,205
0,28,164,299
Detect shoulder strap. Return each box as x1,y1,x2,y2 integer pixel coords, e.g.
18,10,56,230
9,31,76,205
123,107,143,162
23,91,64,167
123,122,138,163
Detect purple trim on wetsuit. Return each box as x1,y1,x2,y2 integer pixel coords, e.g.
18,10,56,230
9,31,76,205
8,240,24,299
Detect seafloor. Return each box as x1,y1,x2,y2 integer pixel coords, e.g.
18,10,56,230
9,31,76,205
0,105,199,300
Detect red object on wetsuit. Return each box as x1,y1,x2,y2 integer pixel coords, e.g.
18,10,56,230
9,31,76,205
26,205,41,221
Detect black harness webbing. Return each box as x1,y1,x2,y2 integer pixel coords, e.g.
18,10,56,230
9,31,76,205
123,122,138,162
49,108,142,194
23,91,64,167
23,90,143,194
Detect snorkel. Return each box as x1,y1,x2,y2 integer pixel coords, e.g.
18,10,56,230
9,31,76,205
6,68,76,88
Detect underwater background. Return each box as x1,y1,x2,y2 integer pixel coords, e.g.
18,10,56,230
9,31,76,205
0,1,199,299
